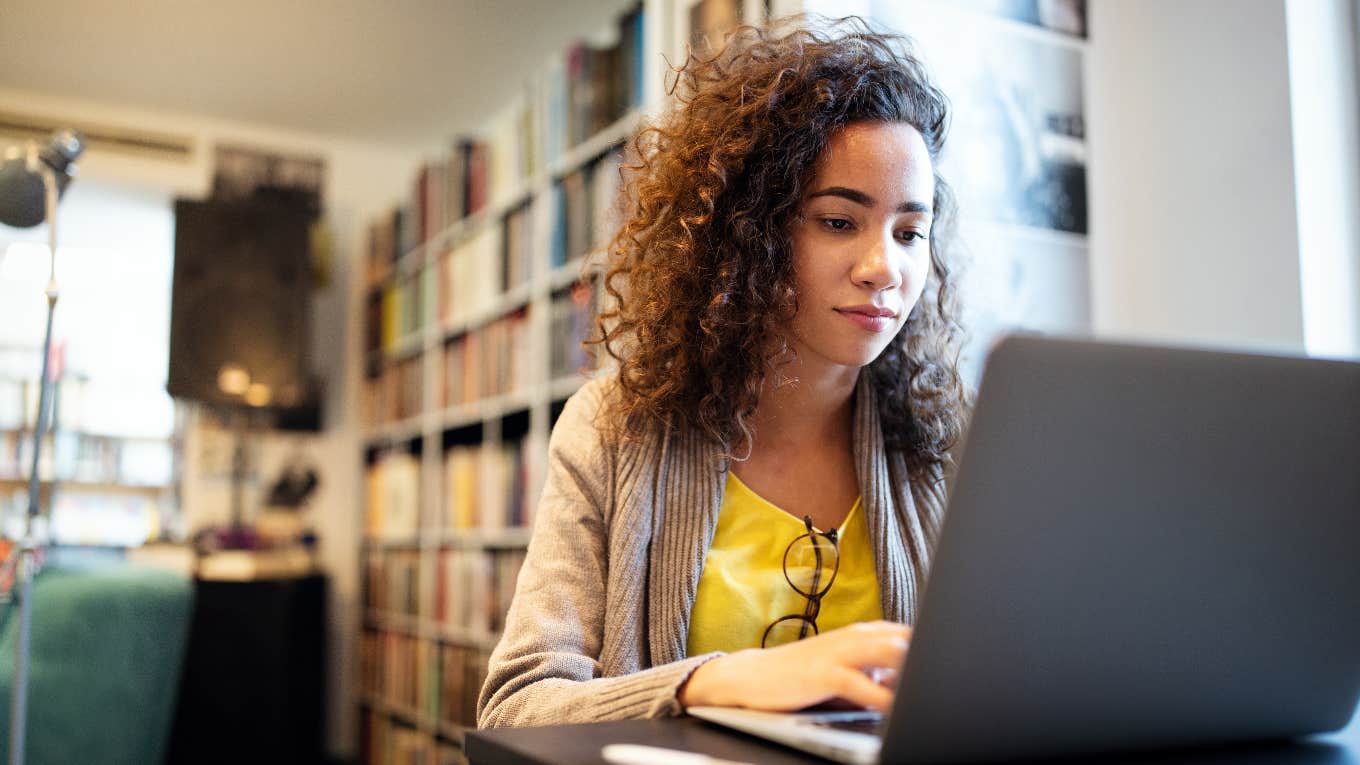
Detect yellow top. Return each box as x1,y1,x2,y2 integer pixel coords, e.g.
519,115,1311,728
686,471,884,656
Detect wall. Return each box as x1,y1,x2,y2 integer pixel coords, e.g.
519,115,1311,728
0,85,420,759
1286,0,1360,359
1087,0,1309,354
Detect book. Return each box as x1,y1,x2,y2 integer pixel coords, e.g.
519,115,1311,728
447,142,468,226
561,168,592,265
591,147,625,253
440,225,501,326
366,452,421,541
502,202,534,292
619,3,647,110
442,445,480,529
467,140,489,217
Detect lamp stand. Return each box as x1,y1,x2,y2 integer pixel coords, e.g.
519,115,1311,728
3,151,61,765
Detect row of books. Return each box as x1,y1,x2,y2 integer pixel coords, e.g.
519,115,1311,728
360,630,428,714
433,548,527,635
365,437,535,541
362,2,646,279
540,2,646,172
365,210,408,289
365,452,421,541
363,147,622,381
436,223,501,326
442,441,531,531
364,303,545,426
372,269,436,355
442,311,530,408
433,144,622,327
364,297,595,427
0,428,169,487
362,356,423,427
552,147,625,269
359,633,494,730
361,545,527,635
364,549,421,617
364,137,493,285
360,710,460,765
0,377,87,432
4,484,169,547
364,194,500,358
437,643,493,728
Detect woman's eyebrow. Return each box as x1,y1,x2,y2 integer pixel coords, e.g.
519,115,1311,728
806,186,932,214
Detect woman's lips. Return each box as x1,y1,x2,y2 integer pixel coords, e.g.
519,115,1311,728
835,308,893,333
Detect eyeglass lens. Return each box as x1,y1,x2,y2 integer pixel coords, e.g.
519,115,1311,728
783,531,839,597
762,523,841,648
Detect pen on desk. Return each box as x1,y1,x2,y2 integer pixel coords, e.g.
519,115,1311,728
600,743,756,765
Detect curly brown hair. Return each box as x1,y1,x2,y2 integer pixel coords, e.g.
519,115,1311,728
591,15,968,483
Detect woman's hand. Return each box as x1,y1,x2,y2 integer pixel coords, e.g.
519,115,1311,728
678,621,910,712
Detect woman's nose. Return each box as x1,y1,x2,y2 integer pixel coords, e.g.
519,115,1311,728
851,230,900,291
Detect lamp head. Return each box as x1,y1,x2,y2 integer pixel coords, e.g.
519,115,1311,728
0,130,85,228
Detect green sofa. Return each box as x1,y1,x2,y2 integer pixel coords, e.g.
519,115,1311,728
0,560,194,764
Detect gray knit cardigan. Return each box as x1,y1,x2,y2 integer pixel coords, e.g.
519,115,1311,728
476,373,948,728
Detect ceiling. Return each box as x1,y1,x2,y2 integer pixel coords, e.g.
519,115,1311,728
0,0,637,149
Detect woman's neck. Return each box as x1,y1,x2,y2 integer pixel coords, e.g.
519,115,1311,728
743,359,859,457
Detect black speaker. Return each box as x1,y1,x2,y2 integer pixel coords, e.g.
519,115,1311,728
169,199,313,409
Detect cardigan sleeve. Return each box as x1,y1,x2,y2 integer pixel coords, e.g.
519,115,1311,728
476,380,721,728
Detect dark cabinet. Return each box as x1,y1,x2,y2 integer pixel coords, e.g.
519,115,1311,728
167,574,327,764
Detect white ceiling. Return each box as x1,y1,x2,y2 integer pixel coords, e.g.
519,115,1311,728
0,0,638,149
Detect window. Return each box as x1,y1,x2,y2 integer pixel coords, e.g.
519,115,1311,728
0,178,179,546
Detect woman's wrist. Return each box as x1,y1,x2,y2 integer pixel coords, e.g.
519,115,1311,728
678,651,744,708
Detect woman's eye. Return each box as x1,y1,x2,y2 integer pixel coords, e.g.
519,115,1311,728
820,217,853,232
896,230,927,244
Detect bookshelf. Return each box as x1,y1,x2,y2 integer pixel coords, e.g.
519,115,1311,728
0,376,178,547
356,3,664,762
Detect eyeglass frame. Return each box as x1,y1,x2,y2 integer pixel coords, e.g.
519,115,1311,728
761,514,840,648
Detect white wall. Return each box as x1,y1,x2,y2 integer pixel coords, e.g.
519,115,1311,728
1087,0,1308,354
1286,0,1360,359
0,86,420,759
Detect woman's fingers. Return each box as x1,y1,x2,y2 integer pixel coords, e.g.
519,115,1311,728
868,667,898,687
830,665,895,711
848,620,912,637
835,631,910,670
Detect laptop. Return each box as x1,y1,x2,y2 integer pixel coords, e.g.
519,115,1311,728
689,335,1360,764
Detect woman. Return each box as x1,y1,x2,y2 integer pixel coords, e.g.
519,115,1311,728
478,15,967,727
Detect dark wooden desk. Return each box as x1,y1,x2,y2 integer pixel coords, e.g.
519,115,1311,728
467,712,1360,765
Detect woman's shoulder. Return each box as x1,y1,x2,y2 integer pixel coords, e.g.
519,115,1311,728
551,373,628,455
557,374,617,430
569,373,617,413
554,372,678,468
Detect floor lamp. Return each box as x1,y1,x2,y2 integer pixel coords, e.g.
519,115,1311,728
0,130,84,765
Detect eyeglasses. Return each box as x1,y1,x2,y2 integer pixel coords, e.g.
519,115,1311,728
762,515,840,648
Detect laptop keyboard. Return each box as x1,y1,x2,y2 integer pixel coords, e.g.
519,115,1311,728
802,711,884,735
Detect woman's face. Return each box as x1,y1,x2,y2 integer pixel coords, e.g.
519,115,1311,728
786,121,936,375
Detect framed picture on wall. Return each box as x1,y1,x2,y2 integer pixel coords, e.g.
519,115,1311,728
212,144,326,215
875,2,1088,235
950,0,1087,38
